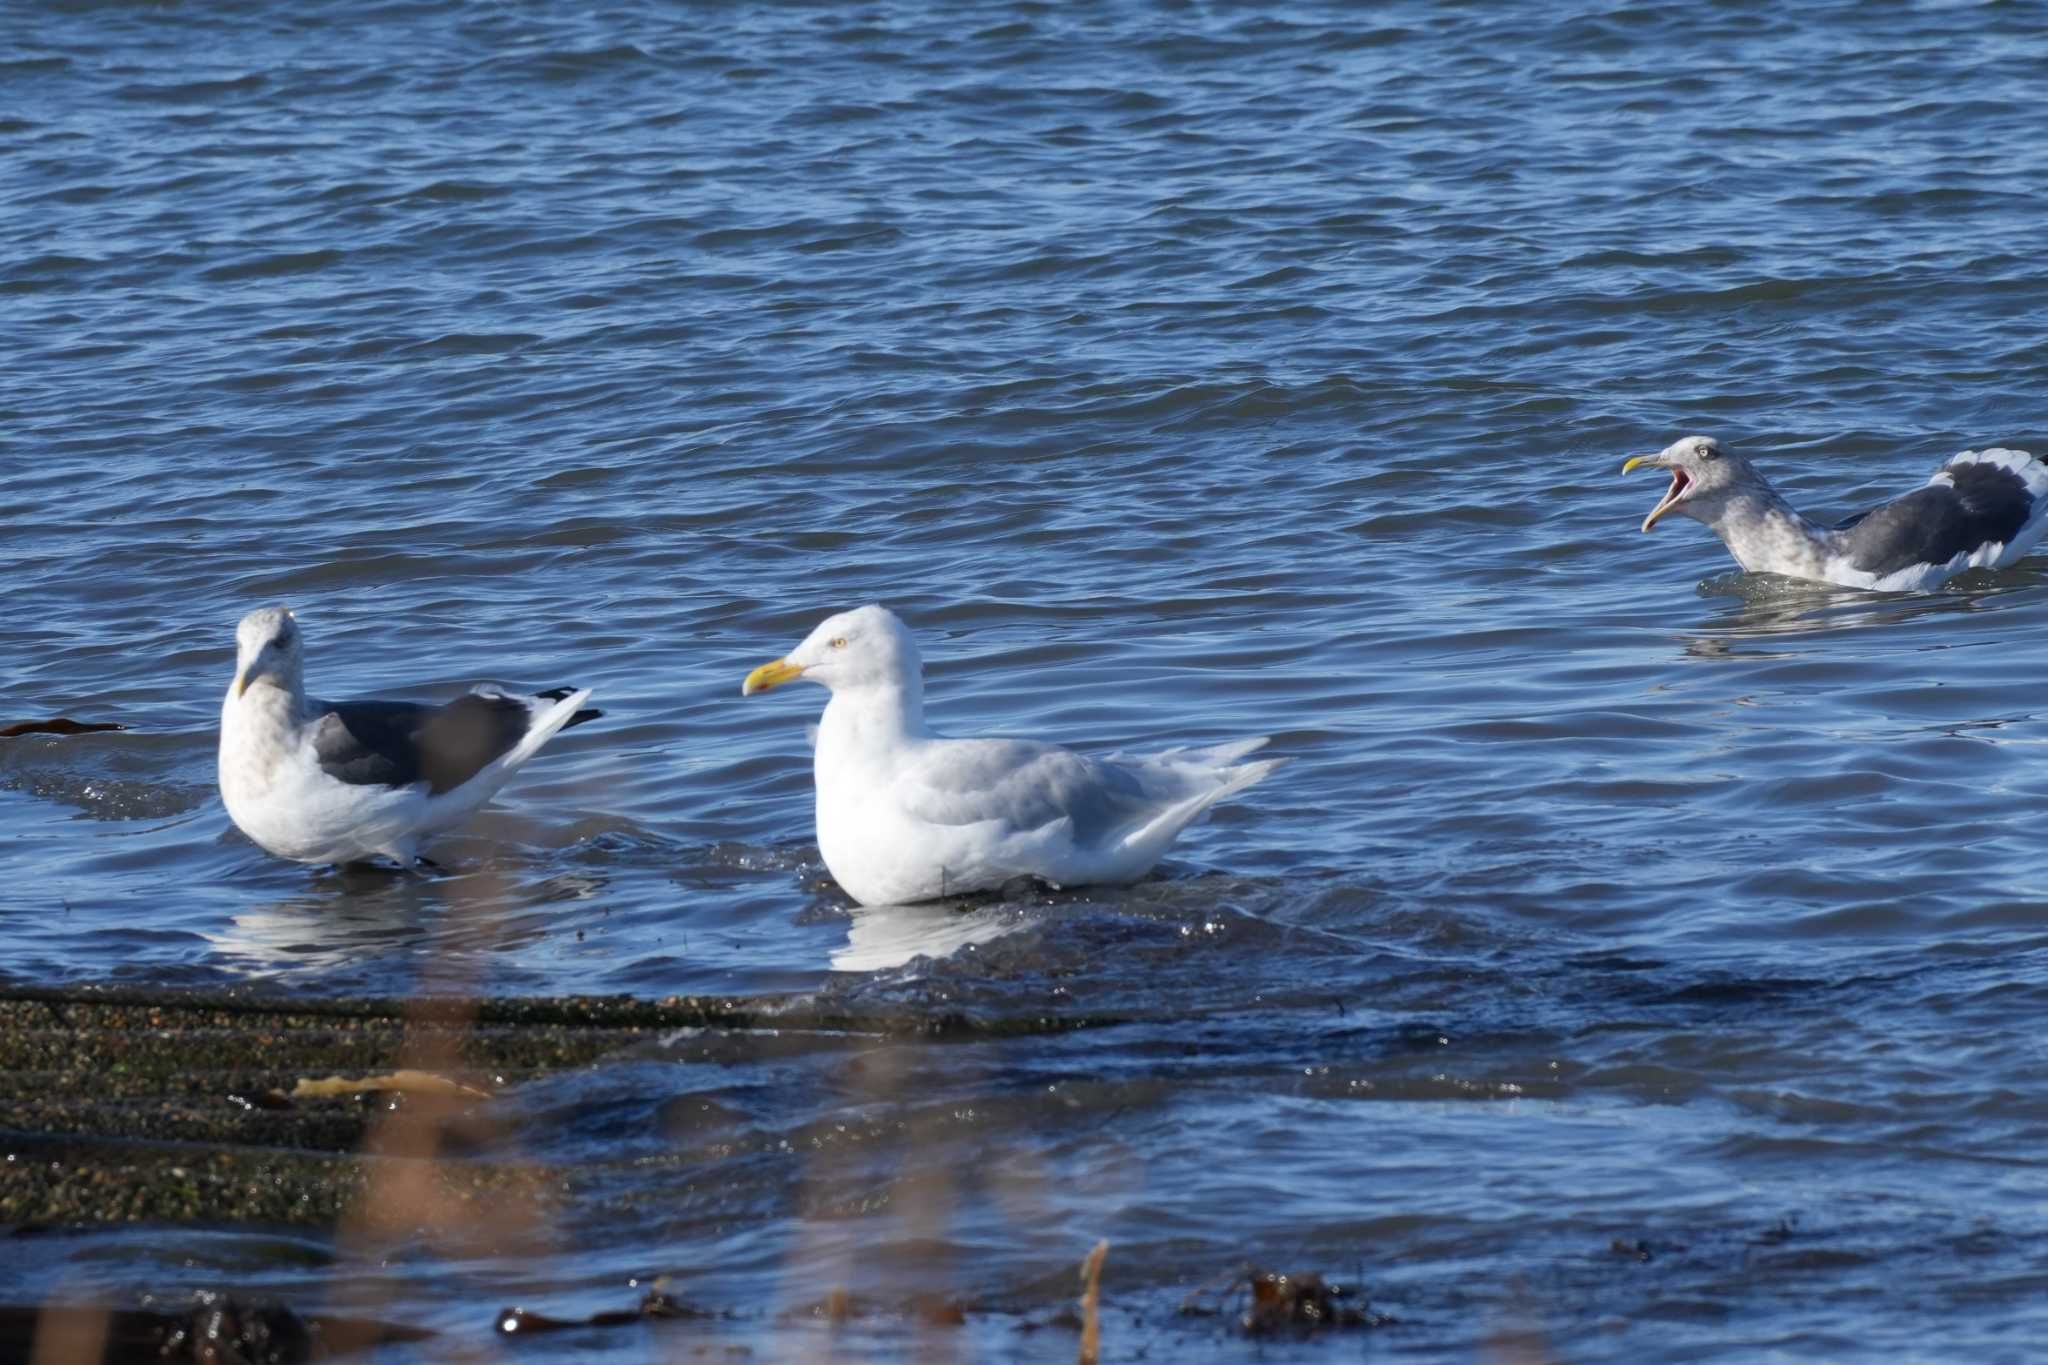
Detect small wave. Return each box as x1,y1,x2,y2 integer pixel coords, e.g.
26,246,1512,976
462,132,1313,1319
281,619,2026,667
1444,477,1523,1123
114,72,267,103
199,249,344,283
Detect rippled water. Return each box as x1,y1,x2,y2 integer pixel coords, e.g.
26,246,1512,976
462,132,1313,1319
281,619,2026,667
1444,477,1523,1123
6,1,2048,1358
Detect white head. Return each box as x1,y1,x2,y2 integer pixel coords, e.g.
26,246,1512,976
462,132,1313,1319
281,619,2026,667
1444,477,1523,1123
741,604,923,699
231,605,304,700
1622,435,1776,532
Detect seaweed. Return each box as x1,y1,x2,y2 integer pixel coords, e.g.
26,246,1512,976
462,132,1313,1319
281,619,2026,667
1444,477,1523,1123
1182,1265,1395,1337
0,718,127,739
494,1284,713,1335
0,1292,430,1364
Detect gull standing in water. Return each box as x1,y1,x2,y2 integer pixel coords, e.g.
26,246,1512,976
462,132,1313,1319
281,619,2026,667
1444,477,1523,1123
1623,435,2048,591
218,606,599,866
740,604,1281,907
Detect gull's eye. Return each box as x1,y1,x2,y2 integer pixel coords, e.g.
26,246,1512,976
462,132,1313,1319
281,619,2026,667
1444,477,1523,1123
1701,447,1720,461
831,636,848,649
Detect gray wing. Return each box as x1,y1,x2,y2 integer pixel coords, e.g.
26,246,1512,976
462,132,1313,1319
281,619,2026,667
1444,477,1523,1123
897,738,1155,846
309,701,429,790
311,691,575,796
1835,460,2037,577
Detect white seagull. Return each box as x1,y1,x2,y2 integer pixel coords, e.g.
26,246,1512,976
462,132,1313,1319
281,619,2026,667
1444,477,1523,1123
1624,435,2048,591
740,604,1281,907
218,606,599,866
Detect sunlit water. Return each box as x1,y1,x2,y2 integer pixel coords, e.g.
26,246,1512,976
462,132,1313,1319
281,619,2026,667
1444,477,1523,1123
5,1,2048,1358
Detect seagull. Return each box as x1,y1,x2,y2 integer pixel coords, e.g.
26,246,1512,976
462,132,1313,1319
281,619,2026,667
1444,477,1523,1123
1623,435,2048,591
218,606,600,866
739,604,1282,907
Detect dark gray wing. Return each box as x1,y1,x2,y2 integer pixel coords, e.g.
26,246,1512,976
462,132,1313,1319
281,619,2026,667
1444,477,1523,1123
311,692,556,796
309,701,429,790
898,738,1155,846
1835,460,2036,577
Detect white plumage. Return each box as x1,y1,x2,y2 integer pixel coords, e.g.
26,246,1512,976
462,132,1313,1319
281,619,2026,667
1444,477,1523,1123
217,606,597,866
742,605,1282,907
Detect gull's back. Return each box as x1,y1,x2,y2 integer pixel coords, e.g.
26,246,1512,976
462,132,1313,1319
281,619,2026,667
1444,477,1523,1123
894,736,1154,846
311,691,557,795
1831,449,2048,587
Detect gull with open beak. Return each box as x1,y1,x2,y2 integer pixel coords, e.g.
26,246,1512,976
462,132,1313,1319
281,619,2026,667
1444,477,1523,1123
1622,434,2048,591
742,604,1282,907
219,606,600,866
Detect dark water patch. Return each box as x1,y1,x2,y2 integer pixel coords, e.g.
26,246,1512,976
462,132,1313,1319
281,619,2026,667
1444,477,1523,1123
113,72,268,103
2,254,98,291
27,183,121,207
197,249,344,282
398,178,515,205
517,44,656,81
398,330,544,357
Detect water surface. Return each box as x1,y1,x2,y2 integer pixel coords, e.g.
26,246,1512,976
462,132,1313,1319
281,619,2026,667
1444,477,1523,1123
5,1,2048,1358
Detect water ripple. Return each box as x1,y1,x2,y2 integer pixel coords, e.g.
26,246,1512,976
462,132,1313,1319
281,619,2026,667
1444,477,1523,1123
6,0,2048,1357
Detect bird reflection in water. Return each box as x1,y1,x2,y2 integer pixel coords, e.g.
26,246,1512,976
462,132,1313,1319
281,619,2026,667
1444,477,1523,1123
830,899,1025,973
1677,569,2024,659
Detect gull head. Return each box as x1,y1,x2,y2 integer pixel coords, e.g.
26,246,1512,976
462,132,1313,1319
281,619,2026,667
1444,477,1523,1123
1621,435,1769,532
231,605,303,700
742,604,922,698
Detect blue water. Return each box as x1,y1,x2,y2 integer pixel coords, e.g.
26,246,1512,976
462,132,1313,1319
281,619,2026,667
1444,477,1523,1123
5,1,2048,1358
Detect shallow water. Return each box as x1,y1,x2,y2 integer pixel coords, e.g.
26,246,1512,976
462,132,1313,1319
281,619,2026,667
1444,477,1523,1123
5,0,2048,1358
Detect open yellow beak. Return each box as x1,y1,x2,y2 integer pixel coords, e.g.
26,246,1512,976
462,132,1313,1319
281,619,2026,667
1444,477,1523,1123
742,658,805,696
1621,454,1686,532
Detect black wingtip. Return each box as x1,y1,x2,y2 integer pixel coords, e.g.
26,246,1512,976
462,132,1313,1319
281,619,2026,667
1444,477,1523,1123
534,686,579,703
566,707,603,729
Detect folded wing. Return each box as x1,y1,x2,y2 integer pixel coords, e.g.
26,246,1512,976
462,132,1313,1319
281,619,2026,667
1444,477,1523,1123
311,688,601,796
1837,449,2048,579
896,738,1156,846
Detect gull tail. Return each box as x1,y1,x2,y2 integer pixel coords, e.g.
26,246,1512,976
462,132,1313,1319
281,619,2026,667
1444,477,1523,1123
505,687,598,767
1940,447,2048,500
416,687,596,835
535,685,604,730
1136,736,1275,768
1938,448,2048,567
1108,737,1285,866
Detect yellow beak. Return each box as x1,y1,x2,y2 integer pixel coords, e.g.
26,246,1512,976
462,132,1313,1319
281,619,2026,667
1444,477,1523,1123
1622,454,1688,532
233,670,249,699
742,658,805,696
